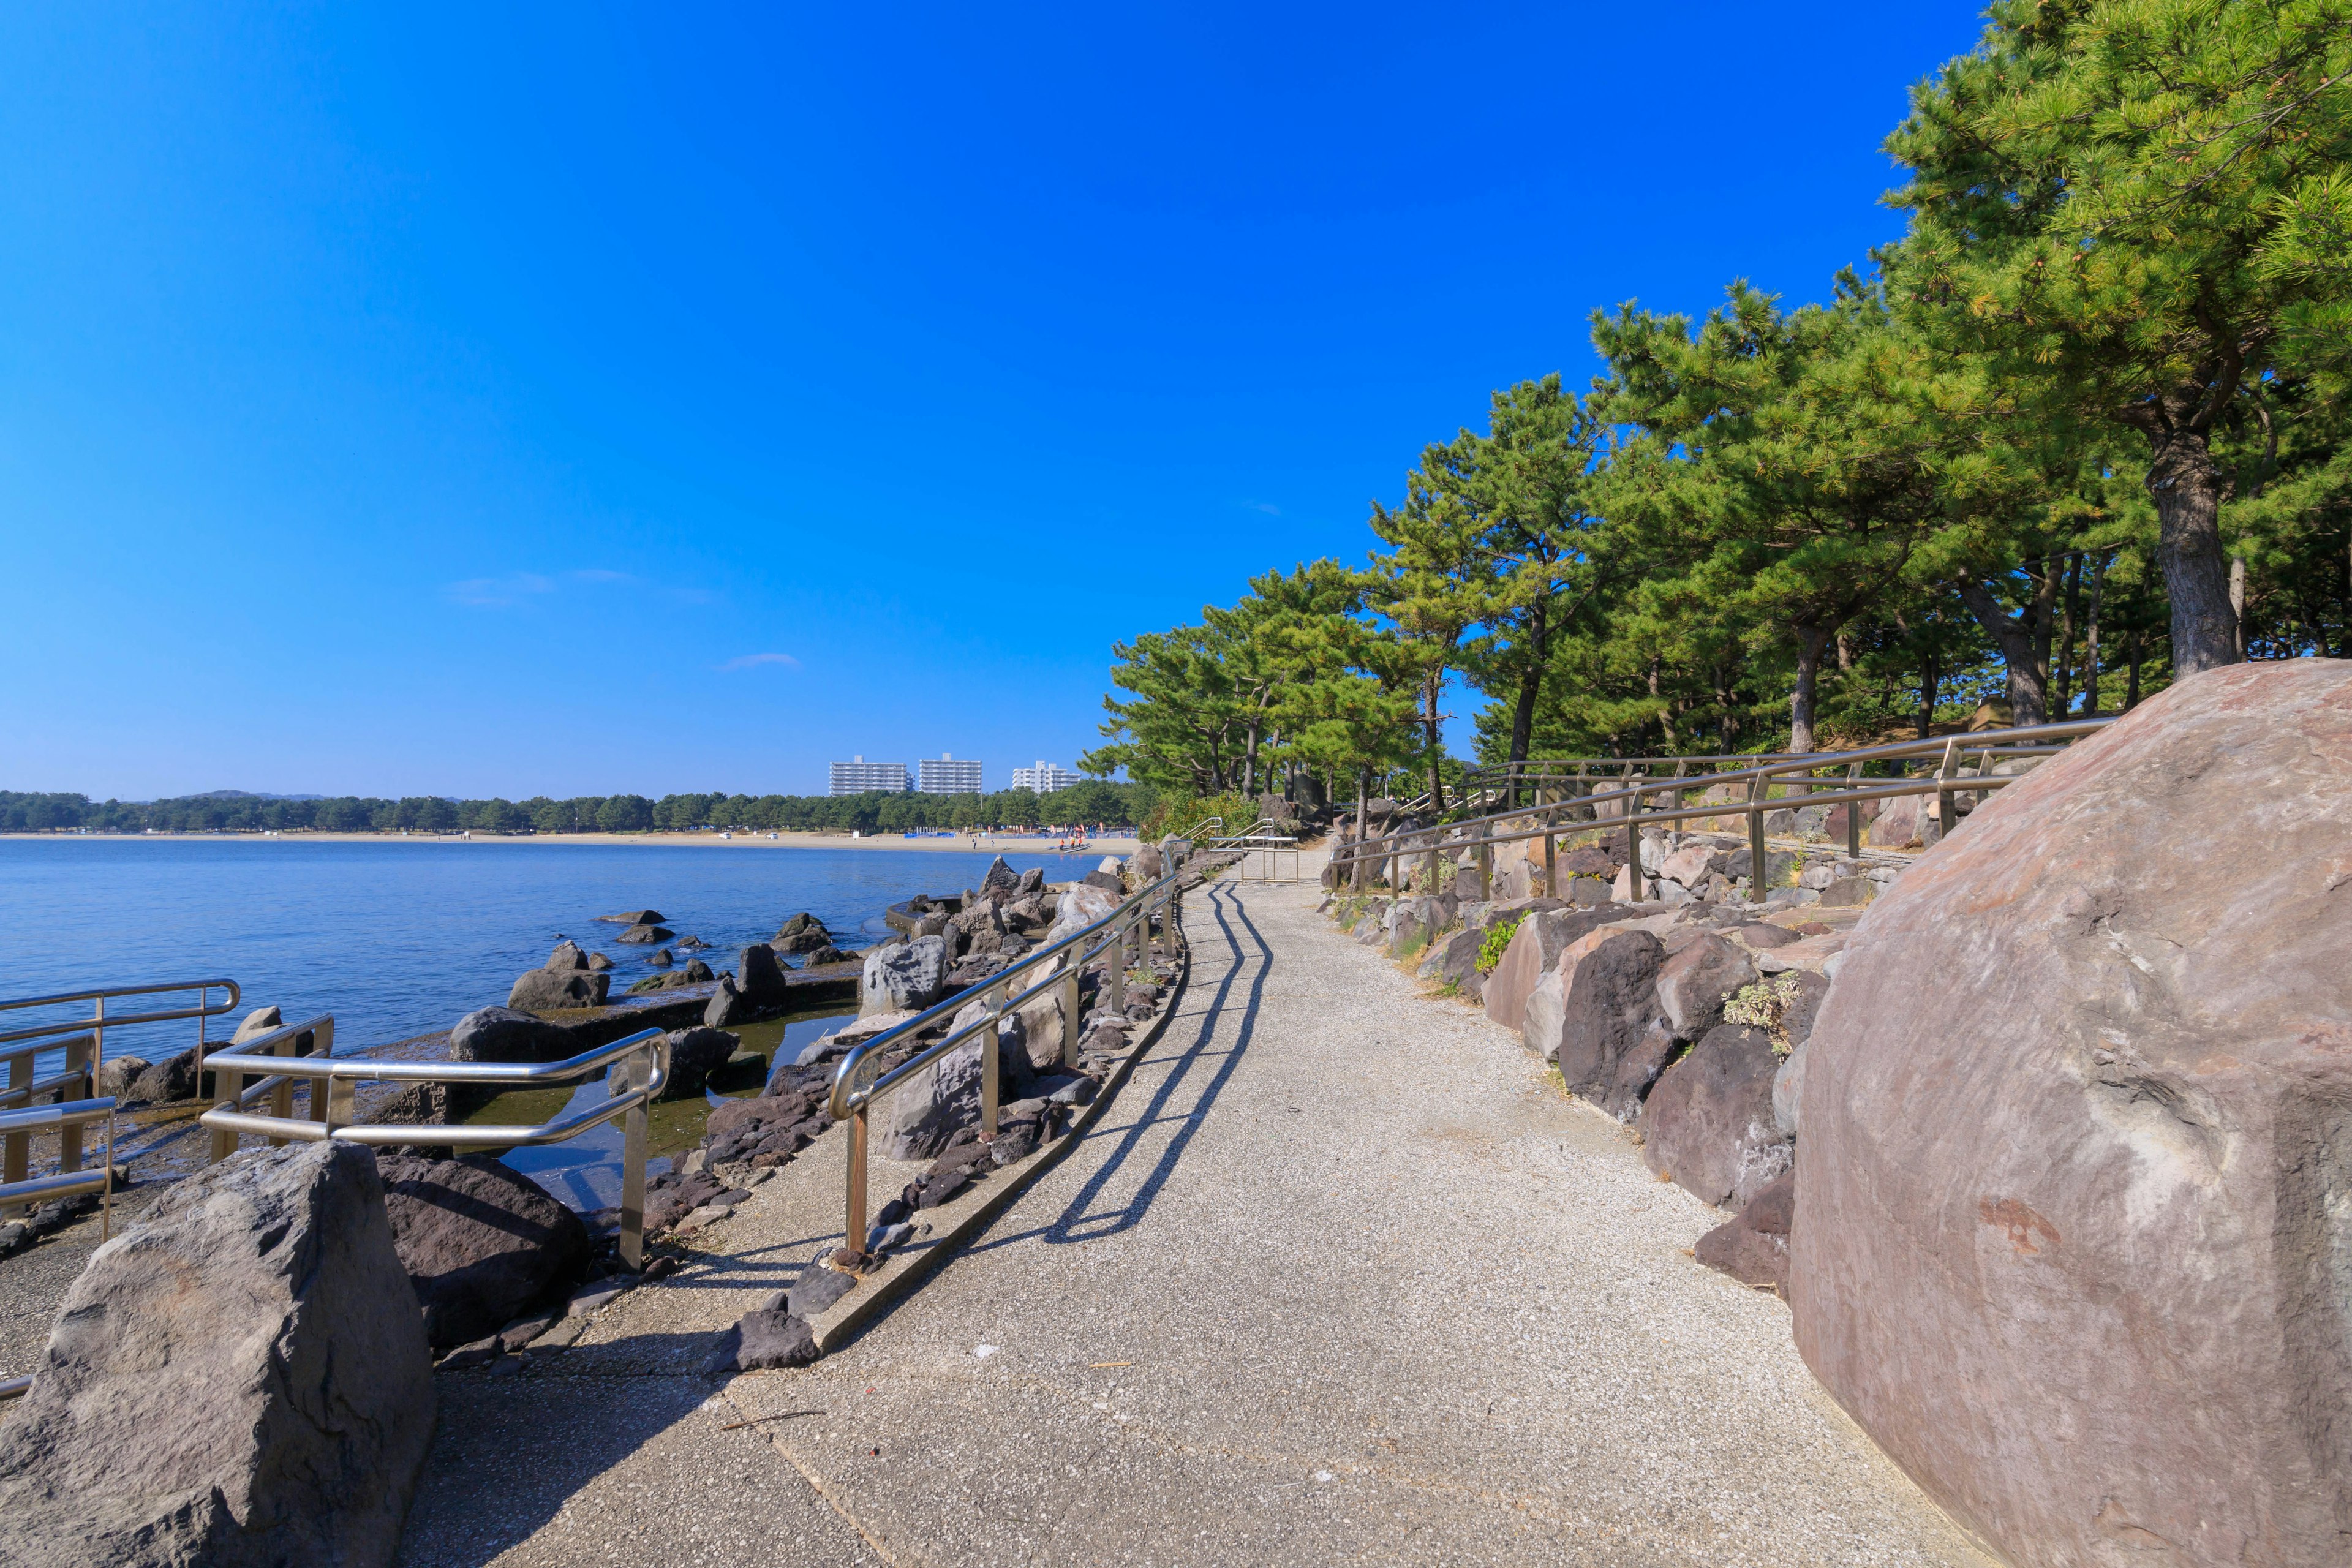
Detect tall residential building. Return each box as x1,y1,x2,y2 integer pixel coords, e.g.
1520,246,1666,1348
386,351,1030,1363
829,756,910,796
1011,760,1080,793
917,752,984,794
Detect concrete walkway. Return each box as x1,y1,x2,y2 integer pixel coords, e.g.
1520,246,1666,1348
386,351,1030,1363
399,862,1989,1567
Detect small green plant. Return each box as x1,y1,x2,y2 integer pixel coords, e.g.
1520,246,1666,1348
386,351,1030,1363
1476,914,1524,974
1723,971,1804,1055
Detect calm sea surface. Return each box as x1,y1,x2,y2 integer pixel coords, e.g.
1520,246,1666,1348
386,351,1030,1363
0,837,1098,1062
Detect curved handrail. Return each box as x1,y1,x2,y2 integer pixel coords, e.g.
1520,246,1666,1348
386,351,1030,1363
0,978,241,1051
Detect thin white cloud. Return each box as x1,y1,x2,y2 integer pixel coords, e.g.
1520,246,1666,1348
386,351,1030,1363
443,573,557,608
720,652,801,671
1242,500,1282,516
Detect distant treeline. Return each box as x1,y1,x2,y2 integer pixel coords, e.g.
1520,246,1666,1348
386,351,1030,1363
0,781,1155,836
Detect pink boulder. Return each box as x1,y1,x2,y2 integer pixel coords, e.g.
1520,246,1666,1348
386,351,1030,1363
1792,661,2352,1567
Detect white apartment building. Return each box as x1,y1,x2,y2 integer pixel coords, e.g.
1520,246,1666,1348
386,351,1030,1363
917,753,984,794
829,756,911,796
1011,760,1080,793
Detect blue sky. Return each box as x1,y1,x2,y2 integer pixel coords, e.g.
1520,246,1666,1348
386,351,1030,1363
1,2,1989,801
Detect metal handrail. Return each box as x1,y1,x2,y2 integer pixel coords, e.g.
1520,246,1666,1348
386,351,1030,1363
1335,719,2114,905
0,1095,121,1403
827,863,1184,1262
0,978,242,1050
1175,816,1223,843
200,1022,671,1268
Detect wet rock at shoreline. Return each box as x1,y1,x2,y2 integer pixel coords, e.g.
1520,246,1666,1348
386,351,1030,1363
655,1027,739,1100
614,922,673,945
451,1006,572,1063
586,952,611,970
801,943,855,968
861,937,949,1017
232,1005,286,1042
597,909,666,925
0,1141,433,1568
676,935,708,949
648,947,674,968
736,942,791,1005
507,967,608,1011
546,940,591,971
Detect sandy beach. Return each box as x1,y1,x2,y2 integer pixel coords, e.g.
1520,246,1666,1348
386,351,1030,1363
2,829,1144,854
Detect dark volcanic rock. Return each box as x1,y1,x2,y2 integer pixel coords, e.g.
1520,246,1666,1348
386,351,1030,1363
657,1027,739,1099
648,947,674,968
599,909,665,925
1695,1169,1793,1295
788,1265,856,1317
0,1142,433,1568
450,1006,573,1064
1637,1023,1787,1208
614,923,674,944
1549,931,1666,1106
1793,661,2352,1567
1653,933,1757,1039
507,967,609,1011
375,1152,590,1349
127,1047,198,1105
736,942,790,1005
706,1309,819,1373
802,943,855,968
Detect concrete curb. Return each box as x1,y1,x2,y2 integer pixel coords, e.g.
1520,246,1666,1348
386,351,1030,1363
804,894,1197,1355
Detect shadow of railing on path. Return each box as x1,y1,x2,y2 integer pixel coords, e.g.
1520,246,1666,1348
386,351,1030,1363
966,880,1274,1256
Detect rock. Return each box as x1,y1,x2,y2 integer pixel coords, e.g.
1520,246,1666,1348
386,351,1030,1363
1429,928,1488,1000
1657,843,1722,889
231,1005,285,1042
1543,932,1667,1114
876,1034,983,1160
450,1006,573,1063
0,1141,432,1567
788,1265,856,1317
949,900,1009,957
1045,883,1121,944
586,952,612,970
703,978,750,1027
1126,842,1166,881
1638,1023,1789,1208
801,944,854,967
707,1309,820,1373
546,940,591,971
1728,921,1800,950
1485,908,1626,1032
657,1027,739,1099
507,966,609,1011
648,947,674,968
1694,1169,1794,1295
1864,792,1939,850
1653,933,1757,1039
677,934,709,949
598,909,665,924
1158,835,1192,868
1792,662,2352,1567
860,936,950,1017
375,1151,590,1349
1814,875,1873,909
684,957,714,981
1387,895,1444,961
774,912,829,943
1016,867,1045,895
96,1055,150,1099
736,941,790,1005
614,923,673,944
129,1049,198,1104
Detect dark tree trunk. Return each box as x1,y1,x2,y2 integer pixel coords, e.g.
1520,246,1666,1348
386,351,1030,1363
2137,416,2243,676
1423,675,1447,813
1918,646,1940,741
2082,557,2106,715
2053,552,2083,717
1789,622,1832,755
1956,578,2050,727
1508,665,1541,809
2125,630,2144,711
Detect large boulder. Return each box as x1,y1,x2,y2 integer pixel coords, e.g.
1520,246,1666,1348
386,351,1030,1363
1653,933,1757,1039
982,856,1021,894
657,1027,739,1099
1863,791,1940,850
375,1152,590,1349
860,936,950,1017
507,967,608,1011
876,1035,983,1161
1638,1022,1789,1207
0,1140,433,1567
231,1005,285,1042
546,940,590,971
735,942,790,1006
1485,907,1632,1032
450,1006,572,1063
613,922,673,945
1792,661,2352,1567
1539,931,1667,1117
127,1048,199,1104
1044,883,1121,945
1125,842,1166,883
1694,1167,1795,1295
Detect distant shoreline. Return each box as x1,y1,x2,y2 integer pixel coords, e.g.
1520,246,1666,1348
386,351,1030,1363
0,829,1143,854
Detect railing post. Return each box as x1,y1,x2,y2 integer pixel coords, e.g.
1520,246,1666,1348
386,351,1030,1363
1747,768,1770,906
981,982,1002,1140
1106,928,1126,1014
620,1044,648,1271
1476,822,1491,900
1937,736,1962,839
267,1033,296,1145
59,1035,92,1175
845,1101,870,1263
1845,761,1864,859
1624,769,1643,897
1542,815,1556,898
1058,958,1082,1070
1351,831,1366,892
208,1049,241,1164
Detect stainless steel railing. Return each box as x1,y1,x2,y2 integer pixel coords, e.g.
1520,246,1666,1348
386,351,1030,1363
0,1095,121,1401
0,979,241,1188
827,865,1184,1262
199,1022,672,1268
1333,720,2116,905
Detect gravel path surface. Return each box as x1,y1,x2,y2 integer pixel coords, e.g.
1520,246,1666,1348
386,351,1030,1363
395,859,1987,1565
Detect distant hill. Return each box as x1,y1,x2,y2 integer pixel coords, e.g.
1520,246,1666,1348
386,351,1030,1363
188,790,328,801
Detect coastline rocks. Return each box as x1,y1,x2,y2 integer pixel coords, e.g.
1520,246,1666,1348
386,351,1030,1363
507,967,609,1011
1638,1022,1789,1208
1126,842,1165,883
801,943,855,968
598,910,665,925
127,1049,200,1106
772,913,832,954
232,1005,286,1042
586,952,612,971
0,1141,432,1568
876,1034,983,1161
982,856,1021,894
614,923,673,945
546,940,590,971
703,977,752,1028
1046,884,1121,944
648,948,674,968
707,1309,820,1374
860,937,950,1017
375,1151,590,1351
1654,934,1757,1039
96,1055,151,1100
1544,931,1667,1117
1792,660,2352,1567
735,943,791,1005
656,1027,739,1100
450,1006,571,1065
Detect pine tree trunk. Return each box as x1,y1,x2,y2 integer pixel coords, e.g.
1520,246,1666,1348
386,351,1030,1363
2082,558,2105,715
1508,664,1541,809
1423,675,1447,813
1789,624,1831,754
2053,552,2082,717
1918,647,1940,741
1956,579,2049,727
2141,422,2242,676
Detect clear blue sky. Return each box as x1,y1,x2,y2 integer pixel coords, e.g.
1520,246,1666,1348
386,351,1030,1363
1,3,1988,801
